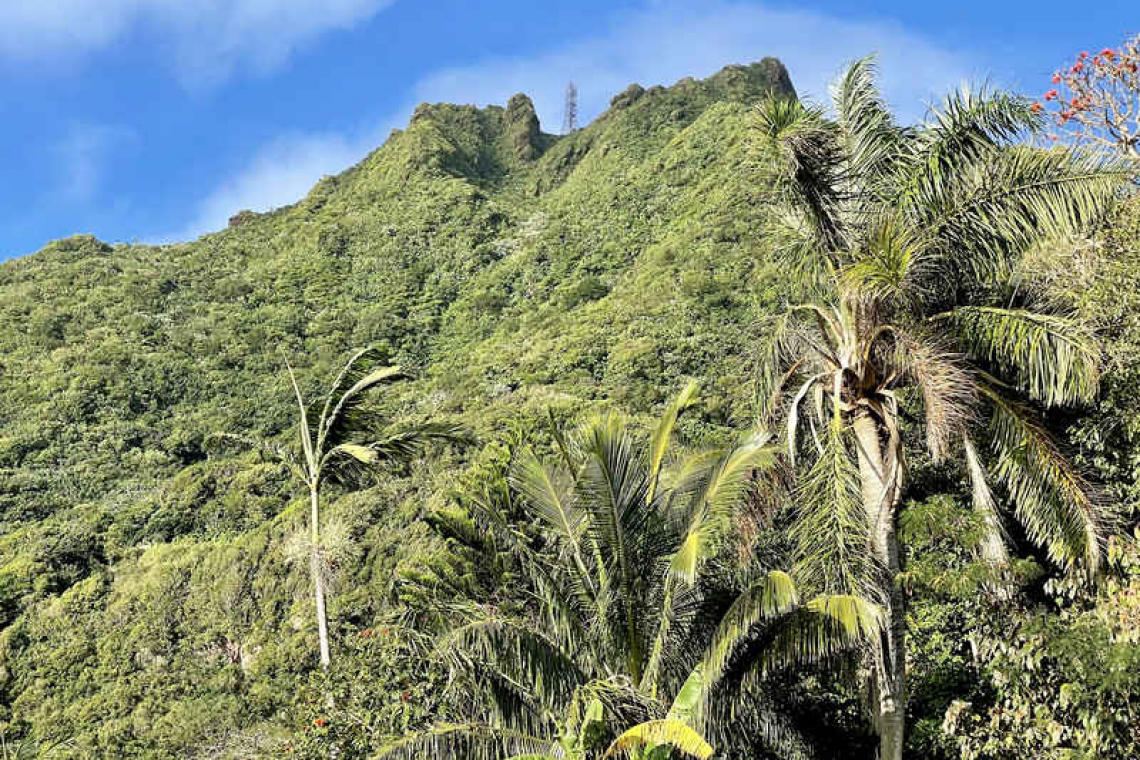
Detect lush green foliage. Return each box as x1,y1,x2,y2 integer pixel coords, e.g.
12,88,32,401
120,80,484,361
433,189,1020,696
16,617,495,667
0,52,1137,760
383,388,876,759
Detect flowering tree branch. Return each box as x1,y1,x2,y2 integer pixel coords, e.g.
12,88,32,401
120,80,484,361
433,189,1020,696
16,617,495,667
1034,34,1140,158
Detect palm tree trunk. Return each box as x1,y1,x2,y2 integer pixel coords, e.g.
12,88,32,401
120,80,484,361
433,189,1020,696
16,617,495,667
851,412,905,760
310,482,332,669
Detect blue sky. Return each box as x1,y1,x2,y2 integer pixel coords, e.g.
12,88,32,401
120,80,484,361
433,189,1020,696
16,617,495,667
0,0,1132,259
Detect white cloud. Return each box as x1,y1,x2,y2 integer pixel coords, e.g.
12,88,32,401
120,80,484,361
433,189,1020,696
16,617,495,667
170,0,980,240
52,123,137,201
0,0,395,85
414,1,975,129
164,130,390,241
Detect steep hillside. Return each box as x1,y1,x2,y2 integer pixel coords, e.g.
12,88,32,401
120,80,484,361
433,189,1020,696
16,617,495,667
0,59,800,757
4,53,1139,759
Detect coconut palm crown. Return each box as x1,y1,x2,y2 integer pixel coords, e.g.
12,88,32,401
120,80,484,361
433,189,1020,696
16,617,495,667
753,57,1132,760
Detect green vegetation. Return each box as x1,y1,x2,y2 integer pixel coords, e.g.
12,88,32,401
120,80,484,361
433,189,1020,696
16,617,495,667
379,385,874,760
0,52,1138,759
749,58,1130,760
220,348,467,668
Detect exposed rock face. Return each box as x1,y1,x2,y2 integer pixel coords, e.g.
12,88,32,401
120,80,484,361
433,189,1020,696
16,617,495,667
709,57,797,100
610,83,646,110
228,210,257,228
504,93,542,161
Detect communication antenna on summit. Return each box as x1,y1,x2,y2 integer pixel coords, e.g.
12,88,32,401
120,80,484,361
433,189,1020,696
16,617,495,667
562,81,578,134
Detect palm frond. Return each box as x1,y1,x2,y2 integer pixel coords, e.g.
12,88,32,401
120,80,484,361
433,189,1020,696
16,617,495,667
316,347,383,438
963,435,1011,569
751,313,803,429
764,207,838,300
375,724,554,760
368,422,472,460
464,489,590,637
511,449,588,551
940,306,1100,407
281,353,315,470
790,413,878,597
648,381,700,502
741,593,881,682
601,719,714,760
983,386,1108,576
895,332,977,461
755,96,848,254
912,86,1038,172
319,351,407,451
917,146,1130,285
804,593,884,639
841,213,931,305
670,431,778,584
786,372,827,469
830,54,899,190
576,413,655,588
443,619,588,717
692,570,800,695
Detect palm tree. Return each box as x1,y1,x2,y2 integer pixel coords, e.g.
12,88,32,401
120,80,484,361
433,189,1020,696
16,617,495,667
268,347,467,668
379,384,879,759
751,58,1131,759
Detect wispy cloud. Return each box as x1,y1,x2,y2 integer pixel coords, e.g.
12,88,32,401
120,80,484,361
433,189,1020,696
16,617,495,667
415,1,975,129
0,0,396,86
52,123,137,202
169,0,980,240
165,129,393,241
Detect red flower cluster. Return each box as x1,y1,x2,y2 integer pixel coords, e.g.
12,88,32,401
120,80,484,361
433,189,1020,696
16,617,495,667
1044,89,1059,101
1029,102,1043,113
1101,47,1116,59
1052,72,1062,84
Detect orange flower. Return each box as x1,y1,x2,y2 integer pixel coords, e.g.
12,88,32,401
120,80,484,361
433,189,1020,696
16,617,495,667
1029,102,1043,113
314,717,329,728
1051,72,1061,84
1101,47,1116,59
1044,89,1059,101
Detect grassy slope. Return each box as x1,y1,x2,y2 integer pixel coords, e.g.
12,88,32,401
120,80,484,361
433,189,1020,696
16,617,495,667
0,60,798,757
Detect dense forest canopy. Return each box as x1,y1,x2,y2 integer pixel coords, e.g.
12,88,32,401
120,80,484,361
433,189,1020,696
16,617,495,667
0,49,1138,759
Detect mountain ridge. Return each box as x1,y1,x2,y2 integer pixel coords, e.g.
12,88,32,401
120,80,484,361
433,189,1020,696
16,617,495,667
0,56,801,758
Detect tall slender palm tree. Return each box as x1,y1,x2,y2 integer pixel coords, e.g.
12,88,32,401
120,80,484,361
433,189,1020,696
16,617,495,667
380,384,880,759
277,347,467,668
752,58,1131,759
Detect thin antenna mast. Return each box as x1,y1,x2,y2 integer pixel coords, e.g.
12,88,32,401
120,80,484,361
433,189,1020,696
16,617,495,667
562,81,578,134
